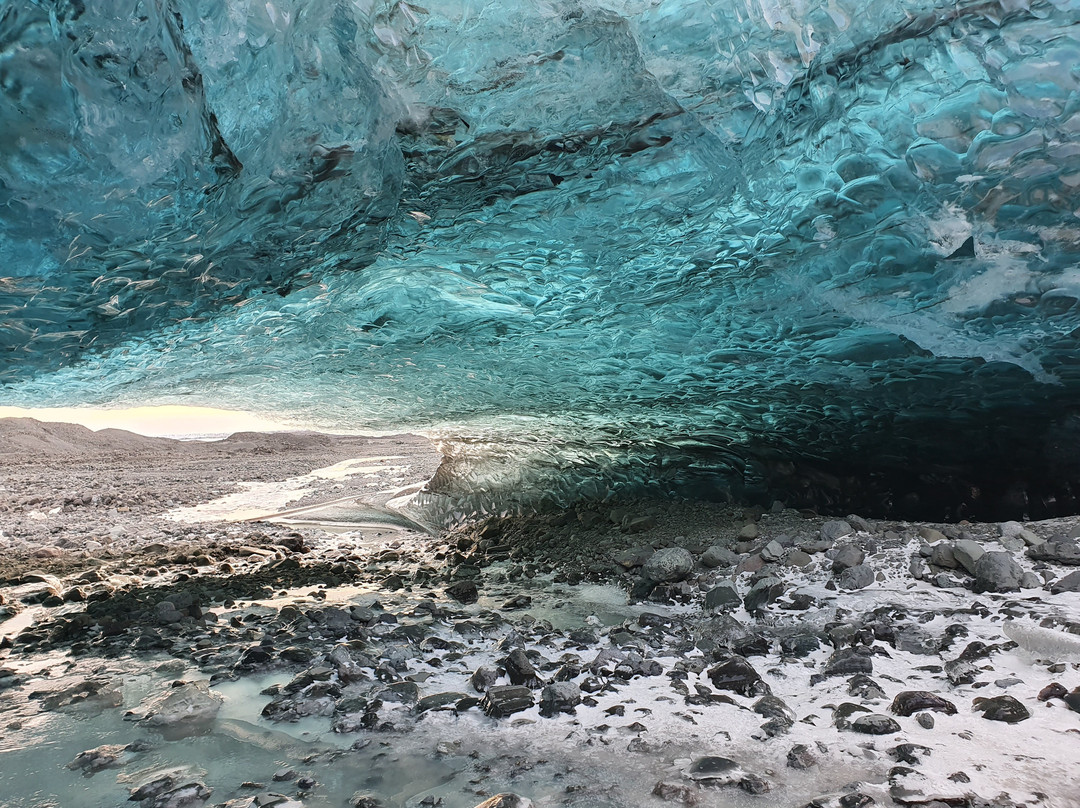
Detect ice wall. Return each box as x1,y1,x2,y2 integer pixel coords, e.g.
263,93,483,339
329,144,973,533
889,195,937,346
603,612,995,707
4,0,1080,518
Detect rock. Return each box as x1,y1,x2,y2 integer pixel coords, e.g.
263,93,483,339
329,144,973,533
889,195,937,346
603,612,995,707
780,633,820,658
481,685,534,718
1037,683,1067,701
787,744,817,770
919,527,946,543
850,714,901,735
539,682,581,717
470,667,498,693
743,576,784,613
503,649,542,688
999,521,1024,538
759,540,784,562
416,692,469,714
824,647,872,677
1050,570,1080,594
929,543,957,569
140,682,222,735
847,674,885,700
738,523,760,540
1017,529,1043,546
445,581,478,604
701,546,740,568
704,581,740,611
972,551,1023,593
1064,689,1080,713
785,549,812,568
472,794,534,808
831,544,864,572
847,515,871,533
707,655,765,697
1020,571,1043,589
1028,537,1080,566
973,694,1030,723
832,702,871,730
66,743,131,773
916,713,935,729
951,540,985,575
837,563,874,590
641,548,694,583
890,691,957,717
686,756,742,783
652,781,699,805
821,521,853,542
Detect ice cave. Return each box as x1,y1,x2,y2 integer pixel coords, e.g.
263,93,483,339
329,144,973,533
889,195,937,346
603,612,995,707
5,0,1080,518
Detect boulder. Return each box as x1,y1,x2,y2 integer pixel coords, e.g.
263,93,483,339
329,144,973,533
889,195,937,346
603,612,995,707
641,548,694,583
951,540,985,575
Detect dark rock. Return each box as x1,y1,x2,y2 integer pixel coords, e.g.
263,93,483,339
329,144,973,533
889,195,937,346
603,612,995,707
850,714,901,734
915,713,934,729
445,581,478,604
832,702,871,730
416,692,468,714
1038,683,1068,702
707,655,765,697
1064,688,1080,713
972,552,1023,593
890,743,931,764
704,581,740,611
780,633,820,658
641,548,694,583
481,685,534,718
738,775,771,794
787,744,817,770
824,647,873,677
890,691,957,717
687,756,741,783
847,674,885,701
652,781,699,805
539,682,581,717
503,649,542,688
972,694,1030,723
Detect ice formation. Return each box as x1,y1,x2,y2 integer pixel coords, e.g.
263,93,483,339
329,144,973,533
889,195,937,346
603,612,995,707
4,0,1080,517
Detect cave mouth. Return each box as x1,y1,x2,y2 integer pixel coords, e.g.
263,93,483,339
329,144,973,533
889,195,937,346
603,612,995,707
4,1,1080,526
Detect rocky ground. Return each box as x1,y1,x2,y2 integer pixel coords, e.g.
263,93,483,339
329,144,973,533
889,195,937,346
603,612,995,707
2,419,1080,808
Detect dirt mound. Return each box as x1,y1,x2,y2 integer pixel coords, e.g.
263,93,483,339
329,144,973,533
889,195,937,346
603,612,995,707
0,418,171,456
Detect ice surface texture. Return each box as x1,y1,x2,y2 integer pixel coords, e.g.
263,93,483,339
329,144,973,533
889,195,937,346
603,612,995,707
5,0,1080,518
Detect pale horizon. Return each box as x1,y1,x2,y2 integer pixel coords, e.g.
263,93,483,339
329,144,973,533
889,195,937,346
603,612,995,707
0,405,298,437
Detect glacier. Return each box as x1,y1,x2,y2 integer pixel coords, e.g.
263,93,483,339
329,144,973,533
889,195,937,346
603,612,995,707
4,0,1080,519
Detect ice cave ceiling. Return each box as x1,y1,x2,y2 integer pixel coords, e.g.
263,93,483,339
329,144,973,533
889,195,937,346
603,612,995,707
4,0,1080,519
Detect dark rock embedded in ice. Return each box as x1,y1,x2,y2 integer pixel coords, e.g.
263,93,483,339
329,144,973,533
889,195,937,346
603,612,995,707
973,695,1031,723
890,691,958,717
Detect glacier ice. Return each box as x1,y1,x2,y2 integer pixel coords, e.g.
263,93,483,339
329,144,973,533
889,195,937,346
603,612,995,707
4,0,1080,519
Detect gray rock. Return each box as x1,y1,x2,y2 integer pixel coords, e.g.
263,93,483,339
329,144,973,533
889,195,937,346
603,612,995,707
760,540,784,563
918,526,946,543
1029,537,1080,566
821,520,853,542
140,682,222,735
701,546,740,568
951,540,985,575
470,667,498,693
1017,529,1043,546
785,549,812,568
972,551,1023,593
1019,571,1043,589
908,555,929,580
831,544,864,572
929,543,957,569
705,581,741,611
916,712,935,729
1050,570,1080,594
848,674,886,700
743,576,784,612
539,682,581,717
998,521,1025,538
786,744,817,770
445,580,478,604
847,515,871,533
738,523,760,540
997,535,1026,552
824,647,873,677
641,547,695,583
503,649,542,688
837,563,874,590
687,755,742,783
